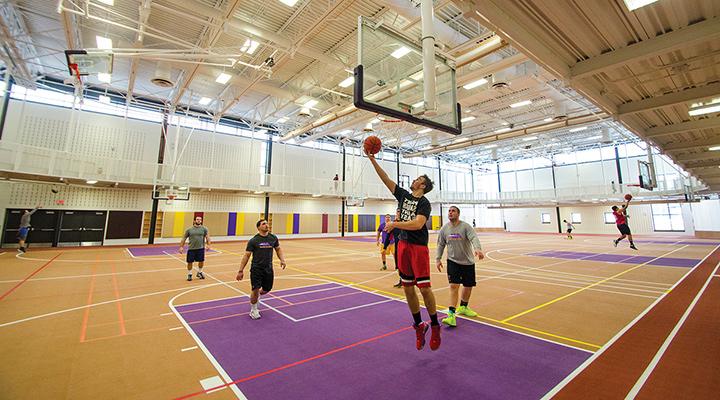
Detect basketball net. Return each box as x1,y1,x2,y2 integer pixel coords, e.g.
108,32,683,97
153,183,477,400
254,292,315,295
68,63,84,101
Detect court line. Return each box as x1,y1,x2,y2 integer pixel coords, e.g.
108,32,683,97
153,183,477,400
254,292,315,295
501,245,690,323
173,282,334,308
172,325,412,400
540,245,720,400
79,265,97,343
625,261,720,398
110,264,127,336
0,253,61,301
169,326,183,331
293,299,393,322
181,346,198,352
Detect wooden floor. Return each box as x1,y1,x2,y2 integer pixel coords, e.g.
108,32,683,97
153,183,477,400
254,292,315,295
0,232,717,399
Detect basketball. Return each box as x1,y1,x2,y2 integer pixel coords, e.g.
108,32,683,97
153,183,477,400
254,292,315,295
624,194,633,201
364,135,382,155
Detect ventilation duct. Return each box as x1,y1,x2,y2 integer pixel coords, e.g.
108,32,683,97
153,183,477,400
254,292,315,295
151,62,174,87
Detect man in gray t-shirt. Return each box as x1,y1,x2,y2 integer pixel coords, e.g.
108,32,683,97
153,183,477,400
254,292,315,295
178,216,211,281
17,206,41,253
436,206,484,327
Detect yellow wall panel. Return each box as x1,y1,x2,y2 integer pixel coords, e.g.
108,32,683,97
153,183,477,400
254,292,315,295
172,212,186,237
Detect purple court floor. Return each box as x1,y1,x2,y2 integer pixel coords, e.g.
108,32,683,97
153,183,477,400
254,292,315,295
530,250,699,267
175,283,591,400
127,245,218,257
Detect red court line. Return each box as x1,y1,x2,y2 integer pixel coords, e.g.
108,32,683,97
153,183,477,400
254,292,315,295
110,264,127,336
173,325,412,400
0,253,61,301
79,266,97,343
266,291,294,305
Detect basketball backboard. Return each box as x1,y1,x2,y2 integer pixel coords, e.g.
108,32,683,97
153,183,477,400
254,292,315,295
64,50,114,76
638,160,653,191
152,180,190,201
354,17,461,135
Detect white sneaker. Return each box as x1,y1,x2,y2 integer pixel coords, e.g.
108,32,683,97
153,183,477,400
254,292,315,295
249,309,261,320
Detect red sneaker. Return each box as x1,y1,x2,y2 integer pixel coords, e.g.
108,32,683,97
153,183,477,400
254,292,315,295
429,324,441,351
415,322,428,350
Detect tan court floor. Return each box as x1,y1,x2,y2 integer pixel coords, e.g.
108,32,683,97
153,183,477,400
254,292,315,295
0,232,713,399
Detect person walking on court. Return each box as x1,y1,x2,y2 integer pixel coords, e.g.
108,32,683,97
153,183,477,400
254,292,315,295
17,206,41,253
178,216,211,281
563,219,575,239
236,219,287,320
376,214,395,270
436,206,484,328
612,198,638,250
366,150,441,351
383,208,402,288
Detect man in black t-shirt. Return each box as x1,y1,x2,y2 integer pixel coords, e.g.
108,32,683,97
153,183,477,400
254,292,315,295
236,219,287,320
366,150,441,351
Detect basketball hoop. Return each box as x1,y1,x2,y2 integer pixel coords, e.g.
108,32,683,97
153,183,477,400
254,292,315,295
375,114,403,123
165,194,176,206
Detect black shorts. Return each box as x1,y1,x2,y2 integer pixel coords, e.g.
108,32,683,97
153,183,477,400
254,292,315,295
446,259,476,287
186,248,205,263
566,229,573,234
617,224,631,235
251,268,274,292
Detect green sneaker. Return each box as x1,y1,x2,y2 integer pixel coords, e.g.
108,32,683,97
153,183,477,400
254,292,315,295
457,305,478,317
441,312,456,327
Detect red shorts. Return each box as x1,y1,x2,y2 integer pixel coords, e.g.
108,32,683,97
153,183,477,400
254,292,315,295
397,240,431,288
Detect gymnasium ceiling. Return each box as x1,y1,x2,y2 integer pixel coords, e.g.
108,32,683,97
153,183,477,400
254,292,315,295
1,0,718,190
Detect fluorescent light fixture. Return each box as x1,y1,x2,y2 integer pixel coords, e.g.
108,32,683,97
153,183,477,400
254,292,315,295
510,100,532,108
391,46,411,59
279,0,299,6
86,180,97,184
96,35,113,49
215,72,232,84
484,144,498,149
277,117,288,123
97,73,111,83
494,127,511,133
543,117,553,122
254,190,265,194
303,99,318,108
522,136,538,141
569,126,587,132
709,146,720,151
240,39,260,54
462,78,488,90
688,98,720,116
98,95,111,104
418,128,432,134
583,135,603,141
412,101,424,108
409,71,424,81
338,76,354,88
179,186,188,190
501,122,509,126
623,0,658,11
256,129,268,135
338,129,352,135
312,194,322,197
97,0,114,4
461,116,476,123
370,118,380,124
199,97,212,105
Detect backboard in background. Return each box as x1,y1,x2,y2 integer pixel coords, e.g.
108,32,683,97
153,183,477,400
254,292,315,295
152,180,190,201
638,160,654,191
64,50,114,76
354,17,461,135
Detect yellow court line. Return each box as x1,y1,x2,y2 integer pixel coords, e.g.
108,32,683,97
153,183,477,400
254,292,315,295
501,245,690,323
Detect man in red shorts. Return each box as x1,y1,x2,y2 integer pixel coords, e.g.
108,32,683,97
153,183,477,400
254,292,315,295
366,150,441,351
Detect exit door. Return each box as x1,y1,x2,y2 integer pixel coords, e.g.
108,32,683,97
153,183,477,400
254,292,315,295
58,211,107,246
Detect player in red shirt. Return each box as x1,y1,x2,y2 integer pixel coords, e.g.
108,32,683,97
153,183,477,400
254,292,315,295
612,198,638,250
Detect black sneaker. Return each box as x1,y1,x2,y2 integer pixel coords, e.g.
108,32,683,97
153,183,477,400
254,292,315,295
187,275,192,281
380,265,387,271
613,240,618,248
630,245,638,250
393,281,402,288
197,271,205,279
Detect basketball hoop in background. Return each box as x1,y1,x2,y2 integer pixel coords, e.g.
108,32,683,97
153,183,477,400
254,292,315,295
64,50,114,100
375,114,403,124
345,195,365,207
165,194,176,206
152,179,190,204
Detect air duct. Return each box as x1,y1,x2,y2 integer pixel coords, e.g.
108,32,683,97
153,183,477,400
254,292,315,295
151,62,174,87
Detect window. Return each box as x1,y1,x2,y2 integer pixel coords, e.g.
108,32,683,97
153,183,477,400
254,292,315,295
604,212,615,224
541,213,551,224
651,203,684,232
399,174,410,188
571,213,582,224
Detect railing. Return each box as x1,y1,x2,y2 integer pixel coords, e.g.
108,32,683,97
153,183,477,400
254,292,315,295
0,141,700,205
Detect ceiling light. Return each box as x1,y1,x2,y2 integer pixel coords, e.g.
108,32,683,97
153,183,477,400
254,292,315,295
215,72,232,84
510,100,532,108
96,35,113,49
370,118,380,124
569,126,587,132
623,0,658,11
391,46,411,59
522,136,538,141
179,186,188,190
98,95,111,104
544,117,553,122
97,73,111,83
501,122,509,126
199,97,212,105
338,129,352,135
583,135,603,141
97,0,114,4
279,0,299,6
312,194,322,197
254,190,265,194
409,71,424,81
240,39,260,54
412,101,424,108
86,180,97,184
484,144,497,149
709,146,720,151
338,76,354,88
688,98,720,116
495,127,511,133
256,129,268,134
462,78,488,90
461,116,476,123
418,128,432,134
277,117,288,123
303,99,318,108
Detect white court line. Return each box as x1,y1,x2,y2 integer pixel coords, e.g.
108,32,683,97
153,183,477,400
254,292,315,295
160,312,173,316
293,299,394,322
541,244,719,400
169,326,183,331
181,346,198,352
625,261,720,399
173,282,334,308
125,248,137,259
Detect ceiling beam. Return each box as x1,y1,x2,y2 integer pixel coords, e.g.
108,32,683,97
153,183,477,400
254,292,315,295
684,160,720,168
662,137,720,152
646,116,720,138
673,151,720,162
571,18,720,81
618,83,720,116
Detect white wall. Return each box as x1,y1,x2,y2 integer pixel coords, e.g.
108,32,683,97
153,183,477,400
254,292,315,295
690,199,720,232
503,207,558,233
